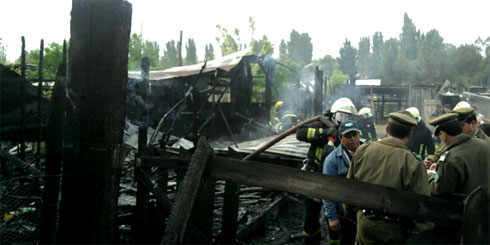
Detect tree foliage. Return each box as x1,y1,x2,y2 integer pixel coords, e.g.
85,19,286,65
400,13,419,61
337,39,357,85
22,41,64,79
143,40,160,69
185,38,198,65
287,30,313,64
160,40,178,69
357,37,371,79
204,43,215,61
0,37,6,64
128,33,143,71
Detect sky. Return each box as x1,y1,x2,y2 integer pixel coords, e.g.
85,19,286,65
1,0,489,63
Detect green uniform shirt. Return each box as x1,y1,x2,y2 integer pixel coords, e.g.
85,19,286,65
344,137,430,244
429,134,490,197
433,128,490,161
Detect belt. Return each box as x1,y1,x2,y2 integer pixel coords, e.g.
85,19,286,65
361,209,401,222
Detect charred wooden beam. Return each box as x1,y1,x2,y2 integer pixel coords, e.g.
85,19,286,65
207,155,463,225
56,1,132,243
462,187,489,244
162,137,212,244
313,66,323,116
38,64,65,244
237,195,287,241
132,127,151,244
137,168,172,212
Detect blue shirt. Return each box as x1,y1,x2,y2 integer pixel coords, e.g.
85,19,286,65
322,144,352,221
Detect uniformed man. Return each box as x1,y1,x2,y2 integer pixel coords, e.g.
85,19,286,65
424,107,490,167
344,111,431,244
427,113,490,198
296,97,357,244
405,107,435,160
426,113,490,243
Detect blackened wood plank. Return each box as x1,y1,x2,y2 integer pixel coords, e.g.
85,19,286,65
207,155,462,224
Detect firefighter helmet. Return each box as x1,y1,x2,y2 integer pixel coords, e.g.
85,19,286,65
406,107,421,122
273,101,284,112
331,98,357,115
453,101,471,110
358,107,372,118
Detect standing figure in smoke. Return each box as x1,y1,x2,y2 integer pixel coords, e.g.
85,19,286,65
357,107,377,142
296,97,357,244
269,101,301,133
405,107,435,160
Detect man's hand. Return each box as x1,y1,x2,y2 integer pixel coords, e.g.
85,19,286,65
424,157,435,169
329,219,341,231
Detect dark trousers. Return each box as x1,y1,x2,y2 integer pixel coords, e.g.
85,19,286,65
303,198,322,244
327,218,357,245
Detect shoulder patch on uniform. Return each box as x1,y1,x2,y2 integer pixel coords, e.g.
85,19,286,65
439,151,450,162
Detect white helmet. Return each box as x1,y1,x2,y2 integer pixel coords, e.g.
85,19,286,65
331,97,357,115
405,107,421,122
358,107,372,118
453,101,471,110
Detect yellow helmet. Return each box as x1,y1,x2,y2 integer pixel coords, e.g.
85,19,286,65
274,101,284,111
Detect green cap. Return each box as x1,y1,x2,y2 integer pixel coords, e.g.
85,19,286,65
388,111,417,129
428,113,459,127
451,107,476,122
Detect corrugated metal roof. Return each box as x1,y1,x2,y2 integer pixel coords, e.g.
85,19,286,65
215,134,310,159
128,48,252,81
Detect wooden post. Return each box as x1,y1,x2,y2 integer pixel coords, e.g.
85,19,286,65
314,66,323,115
132,126,151,243
56,0,132,243
38,63,66,244
20,36,26,159
37,39,44,167
162,137,213,244
462,187,489,244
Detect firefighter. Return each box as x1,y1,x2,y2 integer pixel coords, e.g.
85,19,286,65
405,107,435,160
296,97,357,244
269,101,301,133
357,107,377,142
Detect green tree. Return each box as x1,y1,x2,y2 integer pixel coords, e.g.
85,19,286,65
250,35,274,56
0,37,6,64
328,69,349,95
400,13,419,61
22,41,64,79
382,38,400,84
160,40,178,69
415,29,447,84
448,44,483,85
313,55,338,78
128,33,143,71
357,37,371,79
142,40,160,70
204,43,215,61
287,30,313,64
216,24,240,56
392,51,412,84
337,39,357,85
279,39,288,62
372,32,384,79
185,38,198,65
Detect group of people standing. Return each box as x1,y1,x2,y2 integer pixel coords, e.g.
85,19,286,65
280,98,490,244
